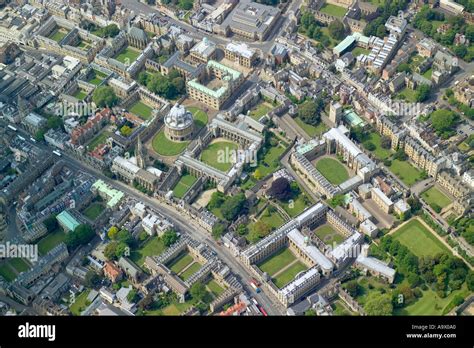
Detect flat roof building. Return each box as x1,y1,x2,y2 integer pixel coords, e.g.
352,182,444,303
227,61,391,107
56,210,80,232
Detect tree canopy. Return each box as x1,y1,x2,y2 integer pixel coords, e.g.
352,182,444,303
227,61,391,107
298,98,324,126
267,177,292,201
92,86,119,108
364,292,393,315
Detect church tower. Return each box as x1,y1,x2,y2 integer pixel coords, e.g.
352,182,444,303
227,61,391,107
136,135,146,169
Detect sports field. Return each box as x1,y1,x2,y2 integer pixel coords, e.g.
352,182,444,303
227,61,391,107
172,174,198,198
152,129,189,156
168,253,194,274
200,140,239,172
391,219,451,258
258,248,296,276
129,101,153,120
315,157,349,185
114,47,141,64
421,186,452,209
319,3,347,17
314,224,345,246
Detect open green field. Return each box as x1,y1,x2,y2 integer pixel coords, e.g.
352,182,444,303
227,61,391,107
280,187,313,218
388,159,423,186
9,258,30,273
365,132,392,160
258,248,296,276
295,117,328,137
49,29,68,42
73,89,88,100
249,102,273,121
207,279,225,297
352,47,370,57
172,174,198,199
129,101,153,120
200,140,239,172
392,219,451,258
256,206,286,229
152,129,189,156
421,186,452,209
319,3,347,17
314,224,345,246
70,289,90,316
38,229,66,256
0,262,16,282
274,261,308,288
179,262,202,281
396,88,417,103
114,47,141,64
395,284,469,315
87,131,112,151
130,236,166,268
168,253,194,274
253,136,287,177
315,157,349,185
187,107,208,131
83,203,104,221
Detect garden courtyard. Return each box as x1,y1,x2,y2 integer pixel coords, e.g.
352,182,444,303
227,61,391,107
257,248,308,288
314,156,350,186
200,138,239,173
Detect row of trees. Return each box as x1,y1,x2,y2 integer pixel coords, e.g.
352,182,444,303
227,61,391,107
299,11,334,48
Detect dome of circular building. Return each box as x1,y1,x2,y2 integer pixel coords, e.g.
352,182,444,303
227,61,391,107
164,104,194,130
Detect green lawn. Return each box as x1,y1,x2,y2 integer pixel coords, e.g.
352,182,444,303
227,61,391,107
0,263,16,282
365,132,392,160
249,102,273,121
388,159,423,186
252,136,287,177
315,157,349,185
295,117,328,137
8,258,30,273
49,29,68,42
130,236,166,268
114,47,141,64
395,284,469,315
273,261,308,288
38,229,67,256
200,140,239,172
168,253,194,274
207,279,225,297
179,262,202,281
87,131,112,151
187,107,208,131
352,47,370,57
314,224,345,246
258,248,296,276
70,290,90,316
83,203,104,221
129,101,153,120
257,207,286,229
280,189,313,218
89,70,106,85
319,3,347,17
396,88,417,103
332,300,356,316
392,219,451,258
172,174,198,199
152,129,189,156
73,89,88,100
422,68,433,80
421,186,452,210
